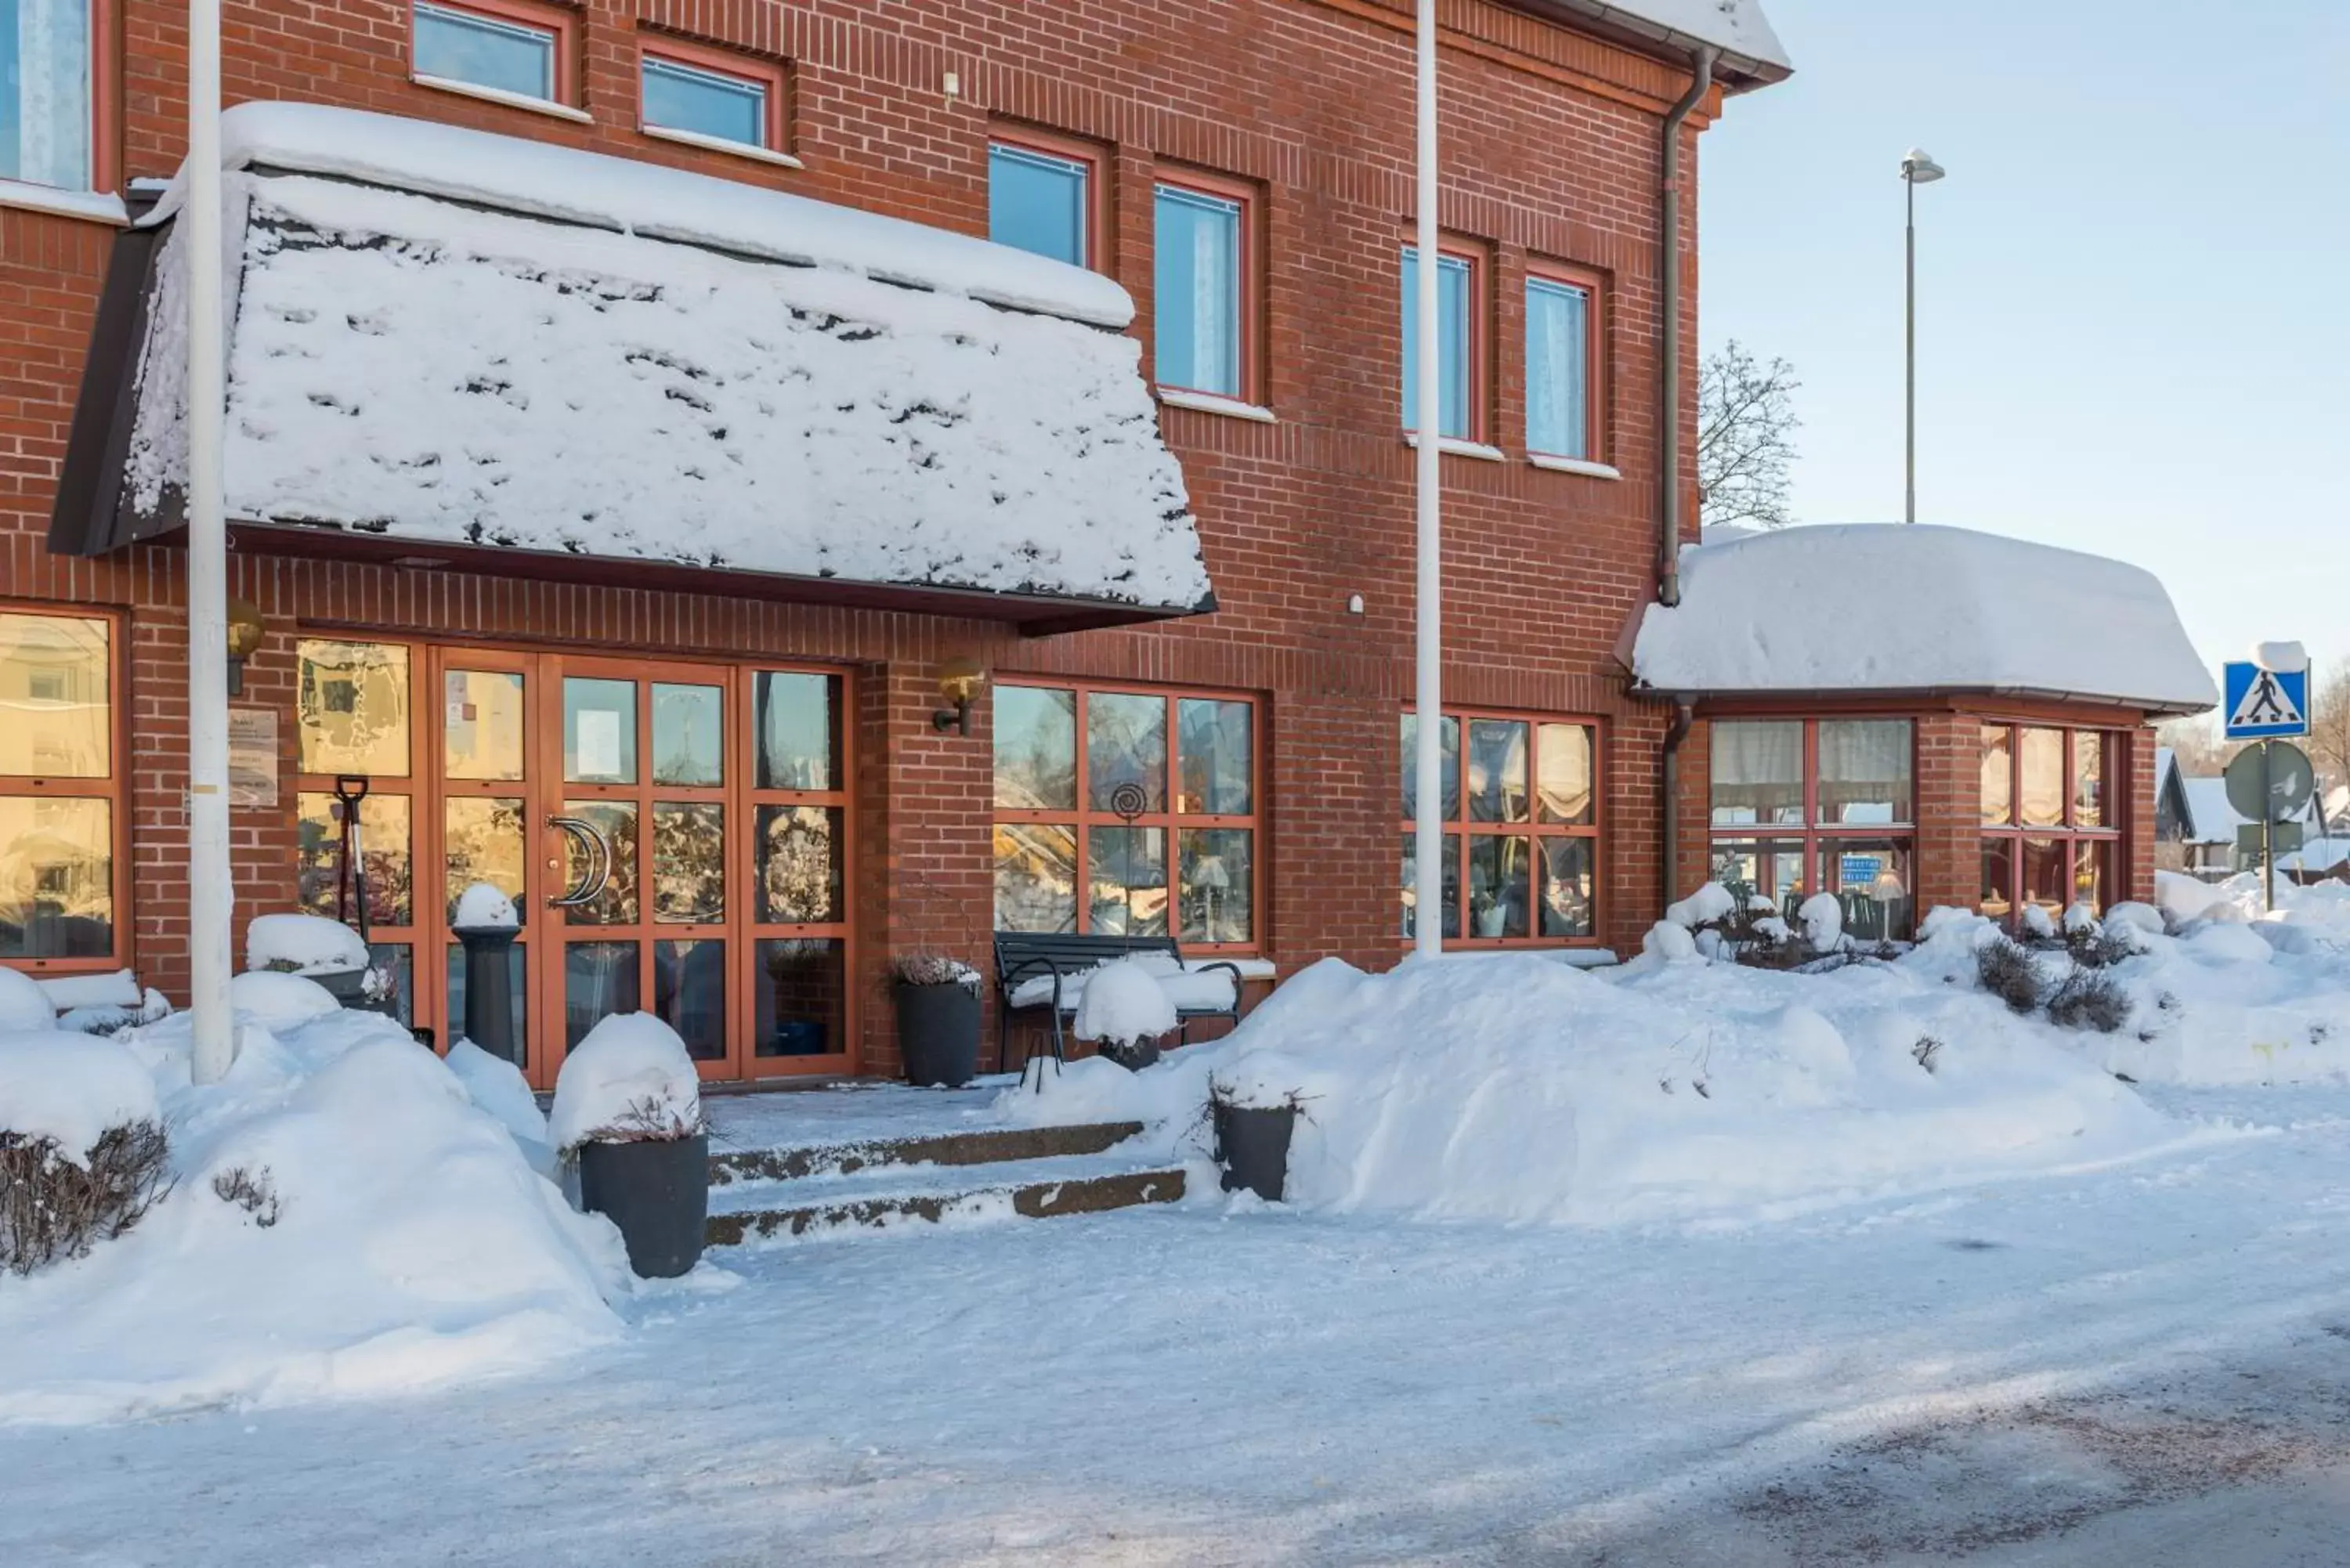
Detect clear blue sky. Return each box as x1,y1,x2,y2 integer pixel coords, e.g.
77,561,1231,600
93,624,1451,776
1699,0,2348,677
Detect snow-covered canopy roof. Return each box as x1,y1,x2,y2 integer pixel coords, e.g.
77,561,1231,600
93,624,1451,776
74,104,1214,625
1531,1,1790,84
1628,524,2219,714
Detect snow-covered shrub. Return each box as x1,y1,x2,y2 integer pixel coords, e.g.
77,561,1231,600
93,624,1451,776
891,950,981,989
548,1013,703,1154
244,912,371,975
0,1031,168,1276
2045,965,2131,1034
211,1165,283,1227
1798,893,1845,950
1976,937,2047,1014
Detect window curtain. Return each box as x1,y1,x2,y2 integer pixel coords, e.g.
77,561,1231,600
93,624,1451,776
1817,720,1911,823
5,0,92,190
1709,721,1802,824
1185,199,1235,394
1526,281,1588,457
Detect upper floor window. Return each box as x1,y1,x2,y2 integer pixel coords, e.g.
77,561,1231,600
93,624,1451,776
1526,268,1601,460
989,138,1094,268
411,0,573,106
1154,177,1251,401
1,609,120,968
4,0,95,190
639,39,783,153
1401,246,1477,440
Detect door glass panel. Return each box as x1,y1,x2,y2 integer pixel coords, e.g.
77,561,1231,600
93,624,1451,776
1467,835,1530,938
1399,714,1461,821
653,802,725,923
297,640,410,776
443,670,525,781
0,613,110,776
1539,838,1594,938
446,941,527,1058
993,823,1076,932
0,797,113,958
754,805,841,924
298,790,413,927
1177,828,1251,945
563,941,641,1050
1399,832,1462,940
651,683,724,787
994,685,1077,811
562,800,639,925
2019,729,2065,827
1086,693,1166,812
1466,720,1530,824
1177,699,1252,815
754,672,838,790
444,797,527,926
755,938,845,1057
654,939,726,1060
1536,724,1593,826
563,677,638,784
1088,826,1167,937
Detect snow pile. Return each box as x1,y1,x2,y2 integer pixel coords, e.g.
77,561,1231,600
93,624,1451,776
548,1013,703,1154
0,967,53,1031
446,1039,555,1177
452,881,517,930
127,105,1211,613
229,970,343,1032
1072,959,1178,1047
1631,525,2215,711
0,1009,627,1423
244,912,369,974
0,1031,160,1164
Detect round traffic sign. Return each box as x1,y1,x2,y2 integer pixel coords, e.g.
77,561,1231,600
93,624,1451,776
2224,742,2314,823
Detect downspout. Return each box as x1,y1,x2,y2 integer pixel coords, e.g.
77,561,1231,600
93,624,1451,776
1655,45,1716,609
1661,701,1694,915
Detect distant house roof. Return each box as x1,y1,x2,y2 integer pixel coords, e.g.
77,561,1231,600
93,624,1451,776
2175,774,2320,846
52,103,1215,632
1510,1,1791,87
1627,524,2218,714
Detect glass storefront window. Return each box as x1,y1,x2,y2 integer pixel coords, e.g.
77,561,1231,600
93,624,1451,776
1403,711,1600,945
0,612,118,965
1708,719,1915,940
1979,724,2124,921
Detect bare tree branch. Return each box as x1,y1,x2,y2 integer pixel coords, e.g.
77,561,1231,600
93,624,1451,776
1698,340,1802,530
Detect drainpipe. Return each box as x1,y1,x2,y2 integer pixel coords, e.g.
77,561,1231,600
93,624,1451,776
1655,46,1716,609
1661,702,1694,913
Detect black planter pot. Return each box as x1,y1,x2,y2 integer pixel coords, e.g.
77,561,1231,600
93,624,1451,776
577,1133,709,1278
1213,1100,1296,1201
309,963,401,1020
895,981,980,1087
1099,1038,1162,1072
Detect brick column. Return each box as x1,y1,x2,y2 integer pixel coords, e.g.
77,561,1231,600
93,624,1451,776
1913,713,1979,918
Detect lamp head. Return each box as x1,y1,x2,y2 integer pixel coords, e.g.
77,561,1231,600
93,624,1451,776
1900,148,1947,184
931,656,989,735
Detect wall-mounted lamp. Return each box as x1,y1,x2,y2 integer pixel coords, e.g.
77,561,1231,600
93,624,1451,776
225,597,266,696
931,655,988,735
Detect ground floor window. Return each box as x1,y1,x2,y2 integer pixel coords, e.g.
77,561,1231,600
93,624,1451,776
1399,709,1600,945
1708,717,1915,939
1979,724,2119,919
0,608,120,967
992,681,1259,948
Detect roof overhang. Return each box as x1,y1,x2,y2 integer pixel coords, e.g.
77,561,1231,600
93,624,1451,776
1498,0,1792,91
1630,683,2213,721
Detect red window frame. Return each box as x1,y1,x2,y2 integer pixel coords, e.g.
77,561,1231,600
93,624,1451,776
0,602,132,977
987,126,1108,275
1978,724,2124,919
636,33,789,153
1705,717,1919,938
1524,258,1607,461
1399,706,1605,948
1151,168,1260,406
409,0,579,104
991,681,1264,954
1400,239,1488,444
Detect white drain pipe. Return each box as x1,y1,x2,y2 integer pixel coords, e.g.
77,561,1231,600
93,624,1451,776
1410,0,1444,959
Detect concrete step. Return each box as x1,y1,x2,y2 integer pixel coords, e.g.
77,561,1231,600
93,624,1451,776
707,1118,1147,1187
705,1149,1185,1245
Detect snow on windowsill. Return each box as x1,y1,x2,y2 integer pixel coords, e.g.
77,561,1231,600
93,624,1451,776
1528,453,1622,480
1157,387,1275,424
1402,433,1506,463
0,178,128,226
639,124,804,170
410,74,595,125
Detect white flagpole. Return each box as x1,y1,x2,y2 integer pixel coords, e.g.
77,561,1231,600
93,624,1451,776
186,0,235,1082
1411,0,1444,959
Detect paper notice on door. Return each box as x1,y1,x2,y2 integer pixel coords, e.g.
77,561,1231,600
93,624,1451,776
577,710,622,779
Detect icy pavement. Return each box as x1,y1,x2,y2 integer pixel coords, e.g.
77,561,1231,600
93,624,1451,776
5,1083,2350,1564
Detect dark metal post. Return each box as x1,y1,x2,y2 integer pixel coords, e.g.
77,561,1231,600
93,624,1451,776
456,923,520,1064
2261,739,2276,913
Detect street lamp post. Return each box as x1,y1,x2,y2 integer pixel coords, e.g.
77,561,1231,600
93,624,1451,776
1900,148,1944,526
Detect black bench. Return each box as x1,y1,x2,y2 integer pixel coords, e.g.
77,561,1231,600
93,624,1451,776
992,931,1246,1081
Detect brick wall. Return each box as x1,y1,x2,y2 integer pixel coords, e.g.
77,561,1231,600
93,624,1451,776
3,0,1736,1071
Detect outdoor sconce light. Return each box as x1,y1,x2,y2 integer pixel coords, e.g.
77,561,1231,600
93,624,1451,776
932,656,988,735
225,597,266,697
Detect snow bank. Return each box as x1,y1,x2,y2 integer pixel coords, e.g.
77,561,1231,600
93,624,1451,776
244,912,369,974
447,1039,554,1177
1072,959,1178,1046
0,1031,160,1165
548,1013,702,1154
0,1010,627,1423
0,968,53,1032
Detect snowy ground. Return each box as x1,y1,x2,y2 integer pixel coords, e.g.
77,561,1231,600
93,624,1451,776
7,1079,2350,1565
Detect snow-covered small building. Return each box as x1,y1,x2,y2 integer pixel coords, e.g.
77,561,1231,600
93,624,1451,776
1628,525,2218,936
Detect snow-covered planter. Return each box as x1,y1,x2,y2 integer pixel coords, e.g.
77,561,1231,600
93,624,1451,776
890,952,982,1089
0,1031,168,1276
1072,959,1178,1072
550,1014,707,1278
1207,1057,1307,1202
244,912,389,1012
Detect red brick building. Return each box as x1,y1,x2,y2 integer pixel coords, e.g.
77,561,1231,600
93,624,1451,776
0,0,2204,1087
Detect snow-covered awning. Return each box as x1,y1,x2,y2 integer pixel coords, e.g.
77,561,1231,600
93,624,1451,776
1626,524,2218,715
51,104,1215,632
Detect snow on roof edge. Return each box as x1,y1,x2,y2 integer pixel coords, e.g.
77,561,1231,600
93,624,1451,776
140,102,1135,331
1549,0,1791,78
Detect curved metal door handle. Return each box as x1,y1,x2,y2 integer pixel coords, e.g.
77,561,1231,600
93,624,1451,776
548,815,610,909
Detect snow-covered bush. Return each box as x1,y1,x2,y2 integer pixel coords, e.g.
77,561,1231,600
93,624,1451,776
0,1031,168,1276
2045,965,2131,1034
244,912,371,974
548,1013,703,1154
1975,936,2047,1014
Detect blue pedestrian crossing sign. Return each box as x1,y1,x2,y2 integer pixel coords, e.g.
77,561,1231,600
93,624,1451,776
2222,662,2309,739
